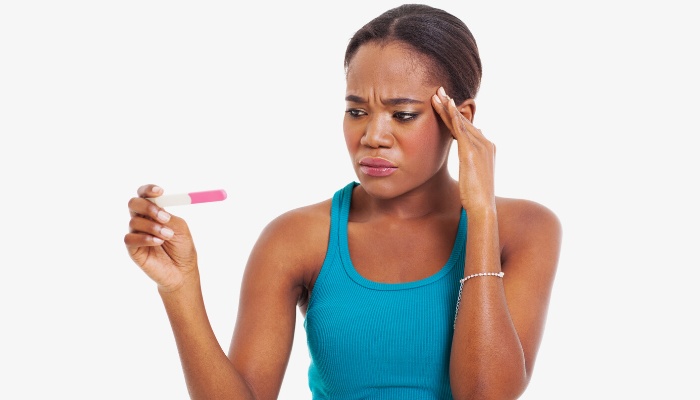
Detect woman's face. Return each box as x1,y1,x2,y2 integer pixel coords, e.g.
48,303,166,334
344,41,453,200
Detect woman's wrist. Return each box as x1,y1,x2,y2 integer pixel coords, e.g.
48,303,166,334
463,202,497,219
464,206,501,275
157,268,202,298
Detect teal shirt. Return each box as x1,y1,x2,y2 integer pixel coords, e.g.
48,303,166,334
304,182,467,399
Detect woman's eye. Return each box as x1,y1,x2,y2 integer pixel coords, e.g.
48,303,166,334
345,109,367,118
394,112,418,121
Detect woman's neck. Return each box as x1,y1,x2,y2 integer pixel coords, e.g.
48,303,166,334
352,169,460,221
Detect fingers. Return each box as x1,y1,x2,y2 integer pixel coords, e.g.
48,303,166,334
137,184,163,198
126,184,174,248
431,87,458,136
125,203,173,248
128,216,175,242
124,231,167,247
129,183,170,220
128,195,172,223
431,86,490,146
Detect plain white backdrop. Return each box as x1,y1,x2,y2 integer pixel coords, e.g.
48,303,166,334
1,0,698,398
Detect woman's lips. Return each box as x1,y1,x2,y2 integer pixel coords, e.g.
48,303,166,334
359,157,397,177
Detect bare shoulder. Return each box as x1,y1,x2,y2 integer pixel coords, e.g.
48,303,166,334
495,196,562,262
247,198,332,287
259,199,332,246
495,196,561,233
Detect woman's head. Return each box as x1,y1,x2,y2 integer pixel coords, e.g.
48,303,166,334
344,4,482,105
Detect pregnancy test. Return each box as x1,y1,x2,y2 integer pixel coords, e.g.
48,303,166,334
148,189,227,207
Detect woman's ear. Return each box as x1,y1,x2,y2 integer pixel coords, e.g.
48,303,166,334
457,99,476,123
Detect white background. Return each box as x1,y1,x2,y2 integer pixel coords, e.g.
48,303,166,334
1,0,698,398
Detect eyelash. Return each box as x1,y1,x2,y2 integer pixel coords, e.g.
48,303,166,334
345,109,366,118
394,112,418,121
345,109,419,122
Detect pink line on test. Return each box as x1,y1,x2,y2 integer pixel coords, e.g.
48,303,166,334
189,189,228,204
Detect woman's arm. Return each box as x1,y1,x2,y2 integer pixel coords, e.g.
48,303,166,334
159,274,258,399
167,210,312,400
125,184,256,399
125,185,321,399
431,90,562,399
226,206,328,399
450,200,561,400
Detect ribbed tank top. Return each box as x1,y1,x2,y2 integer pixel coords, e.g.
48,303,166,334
304,182,467,400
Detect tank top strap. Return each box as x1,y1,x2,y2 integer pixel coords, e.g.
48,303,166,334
329,181,358,250
317,181,358,283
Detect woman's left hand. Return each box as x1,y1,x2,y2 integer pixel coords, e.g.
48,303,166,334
432,87,496,213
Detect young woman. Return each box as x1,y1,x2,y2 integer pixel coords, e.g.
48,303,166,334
125,4,562,399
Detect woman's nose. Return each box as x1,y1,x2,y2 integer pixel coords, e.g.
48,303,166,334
360,117,394,148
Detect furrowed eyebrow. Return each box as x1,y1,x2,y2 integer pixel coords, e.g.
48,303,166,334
345,95,364,103
345,95,424,106
385,97,424,106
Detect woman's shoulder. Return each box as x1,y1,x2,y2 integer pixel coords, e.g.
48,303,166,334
266,198,333,235
495,196,560,227
495,196,562,251
244,198,333,293
258,197,332,242
253,198,333,265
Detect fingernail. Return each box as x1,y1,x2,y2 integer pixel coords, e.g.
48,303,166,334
152,186,163,194
439,87,447,97
152,236,164,245
433,94,442,104
160,227,174,238
157,210,171,223
449,98,456,107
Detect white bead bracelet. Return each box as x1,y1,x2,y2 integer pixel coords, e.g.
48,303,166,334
454,271,505,329
459,271,504,283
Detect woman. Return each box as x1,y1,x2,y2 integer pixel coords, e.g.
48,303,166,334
125,4,562,399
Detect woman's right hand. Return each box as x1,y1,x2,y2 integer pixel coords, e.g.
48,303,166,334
124,184,198,292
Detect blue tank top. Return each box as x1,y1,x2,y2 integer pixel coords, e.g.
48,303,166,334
304,182,467,399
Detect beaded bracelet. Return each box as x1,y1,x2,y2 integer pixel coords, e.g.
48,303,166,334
453,272,505,329
460,271,504,283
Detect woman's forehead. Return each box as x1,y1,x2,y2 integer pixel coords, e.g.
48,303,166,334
346,42,437,91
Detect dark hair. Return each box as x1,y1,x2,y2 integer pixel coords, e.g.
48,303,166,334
344,4,482,104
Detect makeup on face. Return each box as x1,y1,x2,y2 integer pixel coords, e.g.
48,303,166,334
359,157,398,177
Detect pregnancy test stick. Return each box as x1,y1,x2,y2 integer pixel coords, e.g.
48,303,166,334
148,189,227,207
